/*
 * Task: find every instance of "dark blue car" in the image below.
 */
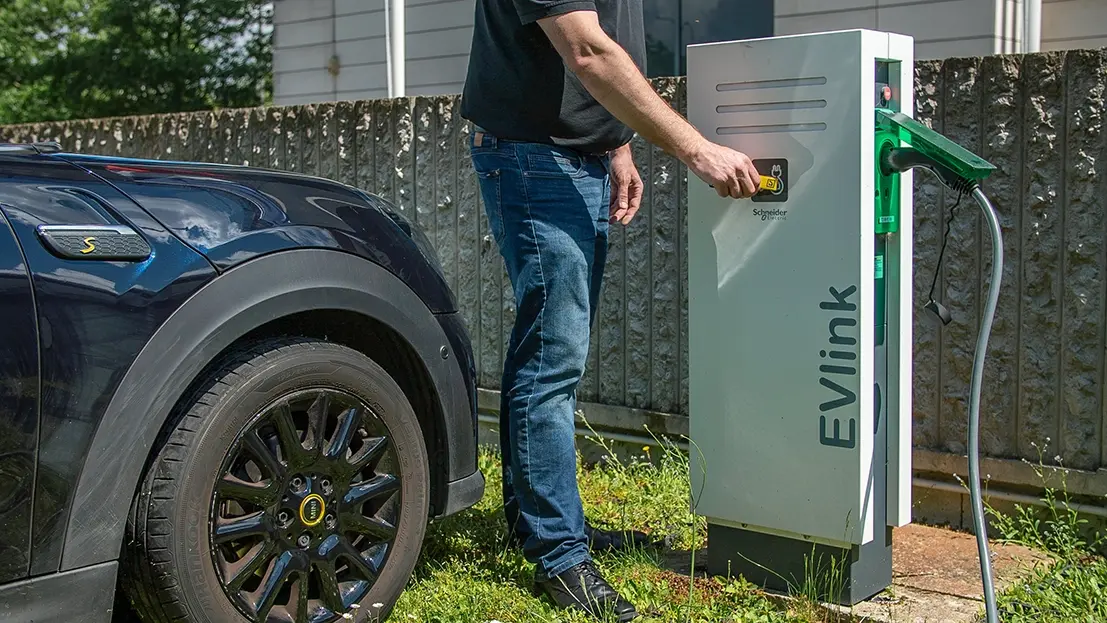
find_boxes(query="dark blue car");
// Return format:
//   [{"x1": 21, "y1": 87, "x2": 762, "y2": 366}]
[{"x1": 0, "y1": 142, "x2": 485, "y2": 623}]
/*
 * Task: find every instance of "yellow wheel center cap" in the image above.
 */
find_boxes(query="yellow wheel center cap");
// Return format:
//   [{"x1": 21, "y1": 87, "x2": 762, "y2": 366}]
[{"x1": 299, "y1": 494, "x2": 326, "y2": 527}]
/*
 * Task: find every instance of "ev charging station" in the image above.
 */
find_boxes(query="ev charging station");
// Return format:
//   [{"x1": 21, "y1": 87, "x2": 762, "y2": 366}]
[{"x1": 686, "y1": 29, "x2": 1002, "y2": 614}]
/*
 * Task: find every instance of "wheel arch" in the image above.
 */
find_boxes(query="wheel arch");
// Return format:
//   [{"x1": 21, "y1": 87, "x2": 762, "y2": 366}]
[{"x1": 60, "y1": 248, "x2": 476, "y2": 572}]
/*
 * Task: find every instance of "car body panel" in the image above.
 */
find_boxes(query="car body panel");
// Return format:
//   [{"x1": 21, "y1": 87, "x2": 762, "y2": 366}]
[
  {"x1": 60, "y1": 154, "x2": 459, "y2": 315},
  {"x1": 0, "y1": 147, "x2": 484, "y2": 613},
  {"x1": 0, "y1": 154, "x2": 217, "y2": 575},
  {"x1": 0, "y1": 205, "x2": 39, "y2": 584},
  {"x1": 0, "y1": 560, "x2": 116, "y2": 623},
  {"x1": 61, "y1": 248, "x2": 481, "y2": 571}
]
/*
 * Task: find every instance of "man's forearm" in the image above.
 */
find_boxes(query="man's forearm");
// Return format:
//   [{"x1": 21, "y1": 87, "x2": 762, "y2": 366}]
[{"x1": 570, "y1": 41, "x2": 706, "y2": 162}]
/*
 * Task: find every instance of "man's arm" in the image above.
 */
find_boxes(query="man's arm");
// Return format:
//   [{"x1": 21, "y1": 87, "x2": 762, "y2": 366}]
[{"x1": 537, "y1": 9, "x2": 760, "y2": 198}]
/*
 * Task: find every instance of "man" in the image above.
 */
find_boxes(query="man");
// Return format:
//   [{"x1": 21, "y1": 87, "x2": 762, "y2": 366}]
[{"x1": 461, "y1": 0, "x2": 761, "y2": 619}]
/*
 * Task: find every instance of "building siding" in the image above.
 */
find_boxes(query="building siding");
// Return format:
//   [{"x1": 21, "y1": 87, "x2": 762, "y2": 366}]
[
  {"x1": 1042, "y1": 0, "x2": 1107, "y2": 51},
  {"x1": 272, "y1": 0, "x2": 475, "y2": 106},
  {"x1": 271, "y1": 0, "x2": 1107, "y2": 102},
  {"x1": 774, "y1": 0, "x2": 1025, "y2": 60}
]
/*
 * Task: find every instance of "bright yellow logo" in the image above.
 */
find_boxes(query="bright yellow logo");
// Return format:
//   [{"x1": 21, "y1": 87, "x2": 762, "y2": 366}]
[
  {"x1": 299, "y1": 494, "x2": 325, "y2": 527},
  {"x1": 79, "y1": 237, "x2": 97, "y2": 254}
]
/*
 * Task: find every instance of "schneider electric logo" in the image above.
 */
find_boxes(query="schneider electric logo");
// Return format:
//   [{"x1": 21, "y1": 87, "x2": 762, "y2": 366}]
[{"x1": 752, "y1": 207, "x2": 788, "y2": 221}]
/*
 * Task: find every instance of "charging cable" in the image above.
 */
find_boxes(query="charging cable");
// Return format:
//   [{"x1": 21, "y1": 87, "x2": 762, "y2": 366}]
[
  {"x1": 966, "y1": 186, "x2": 1002, "y2": 623},
  {"x1": 882, "y1": 150, "x2": 1002, "y2": 623}
]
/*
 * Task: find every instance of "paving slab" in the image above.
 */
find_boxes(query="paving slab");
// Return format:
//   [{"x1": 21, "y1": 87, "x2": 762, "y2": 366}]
[
  {"x1": 666, "y1": 523, "x2": 1051, "y2": 623},
  {"x1": 835, "y1": 524, "x2": 1048, "y2": 622}
]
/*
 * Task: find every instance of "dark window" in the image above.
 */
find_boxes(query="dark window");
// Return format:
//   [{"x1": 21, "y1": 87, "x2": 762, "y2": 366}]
[{"x1": 643, "y1": 0, "x2": 775, "y2": 77}]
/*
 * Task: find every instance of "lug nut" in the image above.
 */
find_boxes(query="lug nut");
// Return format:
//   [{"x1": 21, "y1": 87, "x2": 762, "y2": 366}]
[
  {"x1": 325, "y1": 514, "x2": 336, "y2": 529},
  {"x1": 290, "y1": 476, "x2": 304, "y2": 491},
  {"x1": 321, "y1": 479, "x2": 333, "y2": 495},
  {"x1": 277, "y1": 511, "x2": 291, "y2": 526},
  {"x1": 297, "y1": 534, "x2": 311, "y2": 548}
]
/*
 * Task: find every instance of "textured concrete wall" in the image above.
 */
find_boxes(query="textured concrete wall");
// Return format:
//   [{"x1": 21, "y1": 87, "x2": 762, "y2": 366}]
[{"x1": 4, "y1": 50, "x2": 1107, "y2": 475}]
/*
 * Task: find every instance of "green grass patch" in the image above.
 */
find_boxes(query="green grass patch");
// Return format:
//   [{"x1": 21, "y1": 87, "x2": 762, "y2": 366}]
[
  {"x1": 985, "y1": 441, "x2": 1107, "y2": 622},
  {"x1": 391, "y1": 435, "x2": 837, "y2": 622},
  {"x1": 994, "y1": 556, "x2": 1107, "y2": 622}
]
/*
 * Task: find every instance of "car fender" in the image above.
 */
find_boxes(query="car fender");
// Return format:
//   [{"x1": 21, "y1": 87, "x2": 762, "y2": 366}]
[{"x1": 60, "y1": 248, "x2": 476, "y2": 571}]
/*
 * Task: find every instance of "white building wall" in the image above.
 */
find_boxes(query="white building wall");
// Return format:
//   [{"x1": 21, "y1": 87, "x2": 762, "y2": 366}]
[
  {"x1": 272, "y1": 0, "x2": 475, "y2": 106},
  {"x1": 272, "y1": 0, "x2": 1107, "y2": 105},
  {"x1": 774, "y1": 0, "x2": 1029, "y2": 60},
  {"x1": 1042, "y1": 0, "x2": 1107, "y2": 51}
]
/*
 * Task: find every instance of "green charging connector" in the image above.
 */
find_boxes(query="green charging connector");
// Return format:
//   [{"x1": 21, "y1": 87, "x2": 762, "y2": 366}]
[{"x1": 875, "y1": 108, "x2": 997, "y2": 183}]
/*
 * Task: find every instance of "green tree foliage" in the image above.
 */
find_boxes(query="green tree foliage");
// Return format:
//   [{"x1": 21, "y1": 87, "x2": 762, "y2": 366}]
[{"x1": 0, "y1": 0, "x2": 272, "y2": 125}]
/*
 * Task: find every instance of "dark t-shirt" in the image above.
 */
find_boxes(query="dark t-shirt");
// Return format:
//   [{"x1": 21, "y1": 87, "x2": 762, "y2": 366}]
[{"x1": 460, "y1": 0, "x2": 646, "y2": 155}]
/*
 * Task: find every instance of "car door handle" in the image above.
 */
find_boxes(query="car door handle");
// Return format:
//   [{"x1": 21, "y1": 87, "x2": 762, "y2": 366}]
[{"x1": 35, "y1": 224, "x2": 152, "y2": 261}]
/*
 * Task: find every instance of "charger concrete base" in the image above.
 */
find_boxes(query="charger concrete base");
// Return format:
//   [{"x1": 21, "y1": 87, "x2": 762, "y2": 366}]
[{"x1": 685, "y1": 29, "x2": 915, "y2": 605}]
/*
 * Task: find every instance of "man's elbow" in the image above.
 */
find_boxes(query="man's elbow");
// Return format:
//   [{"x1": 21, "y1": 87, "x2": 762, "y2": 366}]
[
  {"x1": 538, "y1": 12, "x2": 618, "y2": 77},
  {"x1": 564, "y1": 43, "x2": 608, "y2": 76}
]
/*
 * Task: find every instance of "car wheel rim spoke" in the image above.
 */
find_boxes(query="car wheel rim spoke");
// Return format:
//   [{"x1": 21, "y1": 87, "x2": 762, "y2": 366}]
[
  {"x1": 251, "y1": 550, "x2": 296, "y2": 620},
  {"x1": 304, "y1": 391, "x2": 330, "y2": 458},
  {"x1": 338, "y1": 537, "x2": 380, "y2": 583},
  {"x1": 210, "y1": 386, "x2": 402, "y2": 622},
  {"x1": 243, "y1": 430, "x2": 285, "y2": 482},
  {"x1": 344, "y1": 474, "x2": 399, "y2": 507},
  {"x1": 273, "y1": 402, "x2": 311, "y2": 469},
  {"x1": 218, "y1": 474, "x2": 277, "y2": 506},
  {"x1": 224, "y1": 541, "x2": 278, "y2": 592},
  {"x1": 290, "y1": 572, "x2": 311, "y2": 623},
  {"x1": 214, "y1": 510, "x2": 270, "y2": 544},
  {"x1": 346, "y1": 513, "x2": 397, "y2": 543},
  {"x1": 325, "y1": 407, "x2": 362, "y2": 460},
  {"x1": 347, "y1": 435, "x2": 388, "y2": 475},
  {"x1": 315, "y1": 559, "x2": 345, "y2": 612}
]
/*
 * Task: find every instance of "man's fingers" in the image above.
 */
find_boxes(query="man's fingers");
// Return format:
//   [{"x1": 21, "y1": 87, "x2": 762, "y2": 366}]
[
  {"x1": 611, "y1": 178, "x2": 630, "y2": 221},
  {"x1": 620, "y1": 178, "x2": 644, "y2": 224},
  {"x1": 737, "y1": 171, "x2": 757, "y2": 197},
  {"x1": 629, "y1": 176, "x2": 643, "y2": 208},
  {"x1": 747, "y1": 164, "x2": 762, "y2": 192}
]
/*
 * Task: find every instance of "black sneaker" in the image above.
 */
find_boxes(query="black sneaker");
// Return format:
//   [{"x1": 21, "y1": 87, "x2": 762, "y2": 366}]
[{"x1": 535, "y1": 561, "x2": 639, "y2": 622}]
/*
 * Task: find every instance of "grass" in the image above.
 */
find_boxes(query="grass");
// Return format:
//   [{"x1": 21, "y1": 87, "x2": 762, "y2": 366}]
[
  {"x1": 385, "y1": 425, "x2": 1106, "y2": 623},
  {"x1": 984, "y1": 439, "x2": 1107, "y2": 622},
  {"x1": 390, "y1": 428, "x2": 844, "y2": 623}
]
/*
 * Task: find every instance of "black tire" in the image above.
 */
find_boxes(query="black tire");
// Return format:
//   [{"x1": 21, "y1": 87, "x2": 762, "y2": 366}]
[{"x1": 121, "y1": 337, "x2": 430, "y2": 623}]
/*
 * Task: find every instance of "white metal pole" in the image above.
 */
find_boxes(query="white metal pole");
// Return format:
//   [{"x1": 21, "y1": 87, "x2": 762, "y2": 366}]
[
  {"x1": 1025, "y1": 0, "x2": 1041, "y2": 53},
  {"x1": 389, "y1": 0, "x2": 406, "y2": 97}
]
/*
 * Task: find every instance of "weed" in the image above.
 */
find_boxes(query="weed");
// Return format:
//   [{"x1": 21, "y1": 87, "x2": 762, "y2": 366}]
[{"x1": 976, "y1": 438, "x2": 1107, "y2": 622}]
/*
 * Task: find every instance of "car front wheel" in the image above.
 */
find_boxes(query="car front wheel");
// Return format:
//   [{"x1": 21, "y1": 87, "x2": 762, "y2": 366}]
[{"x1": 121, "y1": 337, "x2": 430, "y2": 623}]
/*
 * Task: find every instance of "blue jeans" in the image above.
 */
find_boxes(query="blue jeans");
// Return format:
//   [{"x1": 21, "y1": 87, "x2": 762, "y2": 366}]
[{"x1": 469, "y1": 130, "x2": 611, "y2": 581}]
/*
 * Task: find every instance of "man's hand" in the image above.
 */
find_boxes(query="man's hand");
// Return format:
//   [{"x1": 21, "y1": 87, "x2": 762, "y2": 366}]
[
  {"x1": 609, "y1": 144, "x2": 643, "y2": 225},
  {"x1": 687, "y1": 140, "x2": 761, "y2": 199}
]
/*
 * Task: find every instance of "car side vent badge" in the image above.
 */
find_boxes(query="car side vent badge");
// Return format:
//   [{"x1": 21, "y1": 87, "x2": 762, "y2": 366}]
[{"x1": 36, "y1": 225, "x2": 152, "y2": 261}]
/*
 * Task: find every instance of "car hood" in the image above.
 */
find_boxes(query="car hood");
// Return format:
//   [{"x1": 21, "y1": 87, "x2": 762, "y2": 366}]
[{"x1": 59, "y1": 153, "x2": 457, "y2": 314}]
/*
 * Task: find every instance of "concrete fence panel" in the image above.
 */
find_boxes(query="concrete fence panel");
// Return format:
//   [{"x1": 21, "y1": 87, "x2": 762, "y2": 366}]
[{"x1": 4, "y1": 50, "x2": 1107, "y2": 505}]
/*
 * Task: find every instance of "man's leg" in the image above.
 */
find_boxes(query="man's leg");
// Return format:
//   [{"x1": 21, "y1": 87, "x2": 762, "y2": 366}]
[
  {"x1": 470, "y1": 134, "x2": 636, "y2": 620},
  {"x1": 498, "y1": 151, "x2": 604, "y2": 579}
]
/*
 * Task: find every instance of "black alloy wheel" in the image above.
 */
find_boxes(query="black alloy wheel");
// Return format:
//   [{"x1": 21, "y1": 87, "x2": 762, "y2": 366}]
[
  {"x1": 121, "y1": 338, "x2": 430, "y2": 623},
  {"x1": 212, "y1": 388, "x2": 401, "y2": 622}
]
